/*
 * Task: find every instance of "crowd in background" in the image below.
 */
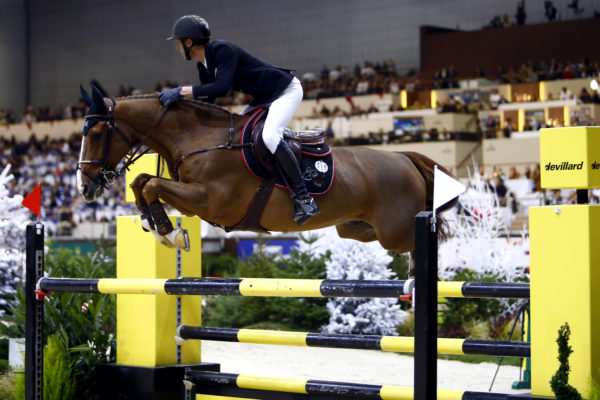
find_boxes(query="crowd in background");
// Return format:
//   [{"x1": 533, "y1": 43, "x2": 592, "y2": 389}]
[
  {"x1": 2, "y1": 56, "x2": 600, "y2": 125},
  {"x1": 0, "y1": 134, "x2": 134, "y2": 236}
]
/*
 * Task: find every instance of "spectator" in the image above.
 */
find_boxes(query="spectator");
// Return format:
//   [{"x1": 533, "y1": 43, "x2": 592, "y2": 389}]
[
  {"x1": 578, "y1": 88, "x2": 593, "y2": 103},
  {"x1": 562, "y1": 65, "x2": 575, "y2": 80},
  {"x1": 489, "y1": 88, "x2": 502, "y2": 109},
  {"x1": 588, "y1": 189, "x2": 600, "y2": 204},
  {"x1": 22, "y1": 106, "x2": 36, "y2": 127},
  {"x1": 544, "y1": 0, "x2": 558, "y2": 21},
  {"x1": 560, "y1": 87, "x2": 572, "y2": 100},
  {"x1": 320, "y1": 65, "x2": 330, "y2": 81},
  {"x1": 366, "y1": 103, "x2": 379, "y2": 114},
  {"x1": 515, "y1": 0, "x2": 527, "y2": 25},
  {"x1": 356, "y1": 78, "x2": 369, "y2": 94},
  {"x1": 324, "y1": 121, "x2": 334, "y2": 141},
  {"x1": 484, "y1": 114, "x2": 498, "y2": 138},
  {"x1": 503, "y1": 118, "x2": 514, "y2": 137},
  {"x1": 508, "y1": 166, "x2": 520, "y2": 179},
  {"x1": 531, "y1": 164, "x2": 542, "y2": 192},
  {"x1": 491, "y1": 176, "x2": 508, "y2": 206},
  {"x1": 546, "y1": 189, "x2": 563, "y2": 205}
]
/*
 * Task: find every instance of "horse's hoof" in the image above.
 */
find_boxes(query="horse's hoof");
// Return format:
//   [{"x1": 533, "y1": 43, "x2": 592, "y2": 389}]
[
  {"x1": 151, "y1": 230, "x2": 175, "y2": 248},
  {"x1": 167, "y1": 228, "x2": 190, "y2": 252},
  {"x1": 177, "y1": 229, "x2": 190, "y2": 252}
]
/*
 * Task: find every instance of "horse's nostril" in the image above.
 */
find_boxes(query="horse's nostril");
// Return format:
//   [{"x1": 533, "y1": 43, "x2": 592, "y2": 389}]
[{"x1": 82, "y1": 184, "x2": 89, "y2": 196}]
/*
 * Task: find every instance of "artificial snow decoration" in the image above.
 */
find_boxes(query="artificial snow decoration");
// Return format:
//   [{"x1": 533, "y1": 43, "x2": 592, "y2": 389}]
[
  {"x1": 298, "y1": 227, "x2": 407, "y2": 335},
  {"x1": 438, "y1": 164, "x2": 529, "y2": 319},
  {"x1": 0, "y1": 165, "x2": 31, "y2": 314}
]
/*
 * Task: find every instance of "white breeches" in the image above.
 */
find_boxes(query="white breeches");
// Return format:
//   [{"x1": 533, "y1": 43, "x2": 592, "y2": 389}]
[{"x1": 242, "y1": 77, "x2": 303, "y2": 154}]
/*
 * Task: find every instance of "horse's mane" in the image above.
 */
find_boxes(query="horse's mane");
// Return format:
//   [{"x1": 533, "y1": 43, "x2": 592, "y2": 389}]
[{"x1": 115, "y1": 93, "x2": 237, "y2": 117}]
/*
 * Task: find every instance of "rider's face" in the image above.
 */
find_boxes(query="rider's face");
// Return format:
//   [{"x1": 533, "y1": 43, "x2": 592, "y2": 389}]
[{"x1": 176, "y1": 40, "x2": 186, "y2": 59}]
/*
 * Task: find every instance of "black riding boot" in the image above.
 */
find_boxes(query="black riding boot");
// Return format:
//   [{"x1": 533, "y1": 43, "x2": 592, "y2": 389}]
[{"x1": 273, "y1": 140, "x2": 320, "y2": 225}]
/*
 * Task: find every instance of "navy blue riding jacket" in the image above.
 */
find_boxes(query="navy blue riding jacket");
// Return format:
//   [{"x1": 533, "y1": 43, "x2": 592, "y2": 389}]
[{"x1": 192, "y1": 40, "x2": 294, "y2": 106}]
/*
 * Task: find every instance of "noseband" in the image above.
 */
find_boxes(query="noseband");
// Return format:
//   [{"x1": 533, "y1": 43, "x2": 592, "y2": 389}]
[{"x1": 78, "y1": 99, "x2": 167, "y2": 188}]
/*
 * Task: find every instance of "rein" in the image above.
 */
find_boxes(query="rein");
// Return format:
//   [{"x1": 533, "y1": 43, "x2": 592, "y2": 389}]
[{"x1": 170, "y1": 109, "x2": 252, "y2": 181}]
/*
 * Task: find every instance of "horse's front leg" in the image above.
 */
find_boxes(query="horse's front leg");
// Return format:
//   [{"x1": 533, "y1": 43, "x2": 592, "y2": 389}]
[
  {"x1": 130, "y1": 174, "x2": 186, "y2": 250},
  {"x1": 130, "y1": 173, "x2": 156, "y2": 232},
  {"x1": 139, "y1": 177, "x2": 211, "y2": 251}
]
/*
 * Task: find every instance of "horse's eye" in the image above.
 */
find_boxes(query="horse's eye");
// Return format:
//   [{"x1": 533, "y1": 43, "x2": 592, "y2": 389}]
[{"x1": 89, "y1": 130, "x2": 103, "y2": 139}]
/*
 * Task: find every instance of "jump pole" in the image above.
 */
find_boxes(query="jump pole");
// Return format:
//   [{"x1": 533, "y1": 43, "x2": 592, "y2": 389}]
[
  {"x1": 185, "y1": 370, "x2": 540, "y2": 400},
  {"x1": 176, "y1": 326, "x2": 531, "y2": 358},
  {"x1": 37, "y1": 277, "x2": 529, "y2": 298}
]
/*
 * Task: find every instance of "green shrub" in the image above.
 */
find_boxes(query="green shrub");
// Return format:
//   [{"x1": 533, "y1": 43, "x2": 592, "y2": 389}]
[
  {"x1": 550, "y1": 323, "x2": 582, "y2": 400},
  {"x1": 439, "y1": 269, "x2": 513, "y2": 338},
  {"x1": 590, "y1": 374, "x2": 600, "y2": 400},
  {"x1": 203, "y1": 238, "x2": 330, "y2": 331},
  {"x1": 0, "y1": 338, "x2": 7, "y2": 359},
  {"x1": 388, "y1": 251, "x2": 410, "y2": 280},
  {"x1": 0, "y1": 360, "x2": 8, "y2": 374},
  {"x1": 0, "y1": 339, "x2": 8, "y2": 374},
  {"x1": 0, "y1": 371, "x2": 17, "y2": 400},
  {"x1": 396, "y1": 311, "x2": 414, "y2": 337},
  {"x1": 202, "y1": 253, "x2": 238, "y2": 277},
  {"x1": 43, "y1": 334, "x2": 77, "y2": 400},
  {"x1": 0, "y1": 244, "x2": 116, "y2": 400}
]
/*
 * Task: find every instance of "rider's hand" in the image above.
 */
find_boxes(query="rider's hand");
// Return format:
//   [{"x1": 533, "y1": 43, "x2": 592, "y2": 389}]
[{"x1": 158, "y1": 86, "x2": 182, "y2": 107}]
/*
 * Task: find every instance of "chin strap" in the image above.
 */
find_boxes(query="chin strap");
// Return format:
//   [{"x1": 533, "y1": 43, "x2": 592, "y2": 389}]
[{"x1": 181, "y1": 39, "x2": 195, "y2": 61}]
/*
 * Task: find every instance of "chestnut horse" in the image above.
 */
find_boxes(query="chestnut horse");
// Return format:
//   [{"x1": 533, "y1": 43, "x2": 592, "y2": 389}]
[{"x1": 77, "y1": 85, "x2": 456, "y2": 272}]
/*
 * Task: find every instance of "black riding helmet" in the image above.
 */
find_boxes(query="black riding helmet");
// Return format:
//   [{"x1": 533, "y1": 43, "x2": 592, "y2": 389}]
[{"x1": 167, "y1": 15, "x2": 210, "y2": 60}]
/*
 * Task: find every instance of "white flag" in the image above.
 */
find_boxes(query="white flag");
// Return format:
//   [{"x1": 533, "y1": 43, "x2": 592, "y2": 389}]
[{"x1": 433, "y1": 165, "x2": 466, "y2": 212}]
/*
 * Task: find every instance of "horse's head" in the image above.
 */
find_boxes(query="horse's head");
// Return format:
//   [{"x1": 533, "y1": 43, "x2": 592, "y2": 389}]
[{"x1": 77, "y1": 84, "x2": 132, "y2": 202}]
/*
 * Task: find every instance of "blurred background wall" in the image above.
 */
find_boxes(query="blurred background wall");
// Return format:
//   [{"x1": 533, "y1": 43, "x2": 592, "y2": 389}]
[{"x1": 1, "y1": 0, "x2": 600, "y2": 111}]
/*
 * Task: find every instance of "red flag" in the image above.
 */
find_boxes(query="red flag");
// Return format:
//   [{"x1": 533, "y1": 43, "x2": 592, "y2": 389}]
[
  {"x1": 22, "y1": 183, "x2": 42, "y2": 218},
  {"x1": 345, "y1": 96, "x2": 354, "y2": 106}
]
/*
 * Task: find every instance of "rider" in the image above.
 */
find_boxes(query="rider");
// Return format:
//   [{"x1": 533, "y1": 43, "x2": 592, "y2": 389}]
[{"x1": 159, "y1": 15, "x2": 320, "y2": 225}]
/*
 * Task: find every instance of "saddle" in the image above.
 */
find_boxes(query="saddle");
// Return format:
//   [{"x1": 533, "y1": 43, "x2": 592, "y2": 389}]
[
  {"x1": 251, "y1": 119, "x2": 329, "y2": 176},
  {"x1": 229, "y1": 107, "x2": 335, "y2": 233}
]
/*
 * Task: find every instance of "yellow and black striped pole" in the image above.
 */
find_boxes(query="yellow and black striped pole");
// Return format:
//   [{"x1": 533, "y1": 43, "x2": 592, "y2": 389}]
[
  {"x1": 176, "y1": 326, "x2": 530, "y2": 358},
  {"x1": 37, "y1": 277, "x2": 529, "y2": 298},
  {"x1": 185, "y1": 370, "x2": 538, "y2": 400}
]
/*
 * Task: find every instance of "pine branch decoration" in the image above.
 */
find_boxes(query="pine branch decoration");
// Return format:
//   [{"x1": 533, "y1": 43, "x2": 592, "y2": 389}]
[{"x1": 550, "y1": 323, "x2": 582, "y2": 400}]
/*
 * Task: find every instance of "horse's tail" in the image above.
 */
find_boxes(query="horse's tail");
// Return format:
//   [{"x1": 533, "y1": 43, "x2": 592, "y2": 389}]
[{"x1": 401, "y1": 151, "x2": 458, "y2": 241}]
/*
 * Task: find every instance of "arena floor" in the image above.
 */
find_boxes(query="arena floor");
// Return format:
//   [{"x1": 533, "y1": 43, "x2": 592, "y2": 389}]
[{"x1": 201, "y1": 340, "x2": 529, "y2": 393}]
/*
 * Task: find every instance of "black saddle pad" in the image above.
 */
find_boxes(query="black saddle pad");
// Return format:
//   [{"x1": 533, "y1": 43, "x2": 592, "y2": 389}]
[{"x1": 240, "y1": 108, "x2": 334, "y2": 195}]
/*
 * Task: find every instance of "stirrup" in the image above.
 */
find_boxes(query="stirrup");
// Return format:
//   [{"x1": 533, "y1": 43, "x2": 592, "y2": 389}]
[{"x1": 292, "y1": 196, "x2": 320, "y2": 225}]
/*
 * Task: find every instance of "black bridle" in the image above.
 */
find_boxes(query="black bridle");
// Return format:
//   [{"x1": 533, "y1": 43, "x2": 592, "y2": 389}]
[{"x1": 77, "y1": 100, "x2": 166, "y2": 189}]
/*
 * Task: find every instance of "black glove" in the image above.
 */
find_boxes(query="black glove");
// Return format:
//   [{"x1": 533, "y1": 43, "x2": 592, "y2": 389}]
[{"x1": 158, "y1": 86, "x2": 182, "y2": 107}]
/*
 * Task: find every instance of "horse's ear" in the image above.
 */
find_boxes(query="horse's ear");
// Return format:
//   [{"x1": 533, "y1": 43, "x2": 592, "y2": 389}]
[
  {"x1": 80, "y1": 84, "x2": 92, "y2": 106},
  {"x1": 91, "y1": 85, "x2": 108, "y2": 114}
]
